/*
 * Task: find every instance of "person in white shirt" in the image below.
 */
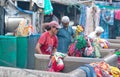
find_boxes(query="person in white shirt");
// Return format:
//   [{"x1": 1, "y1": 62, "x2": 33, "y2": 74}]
[
  {"x1": 88, "y1": 26, "x2": 104, "y2": 58},
  {"x1": 88, "y1": 26, "x2": 104, "y2": 40}
]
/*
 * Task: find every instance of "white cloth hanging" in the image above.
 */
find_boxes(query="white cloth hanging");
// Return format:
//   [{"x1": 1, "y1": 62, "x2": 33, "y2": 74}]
[{"x1": 85, "y1": 5, "x2": 100, "y2": 35}]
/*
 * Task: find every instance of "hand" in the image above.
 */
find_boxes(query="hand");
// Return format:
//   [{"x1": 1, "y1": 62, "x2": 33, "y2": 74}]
[
  {"x1": 39, "y1": 51, "x2": 42, "y2": 54},
  {"x1": 36, "y1": 51, "x2": 42, "y2": 54}
]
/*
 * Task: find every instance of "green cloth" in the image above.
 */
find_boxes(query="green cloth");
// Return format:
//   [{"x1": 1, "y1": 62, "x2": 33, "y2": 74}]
[
  {"x1": 94, "y1": 43, "x2": 101, "y2": 58},
  {"x1": 93, "y1": 39, "x2": 101, "y2": 58},
  {"x1": 75, "y1": 36, "x2": 87, "y2": 50},
  {"x1": 115, "y1": 51, "x2": 120, "y2": 56},
  {"x1": 44, "y1": 0, "x2": 53, "y2": 15}
]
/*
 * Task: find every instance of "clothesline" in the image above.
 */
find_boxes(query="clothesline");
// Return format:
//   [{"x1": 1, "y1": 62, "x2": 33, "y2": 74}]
[
  {"x1": 95, "y1": 1, "x2": 120, "y2": 10},
  {"x1": 96, "y1": 4, "x2": 120, "y2": 10}
]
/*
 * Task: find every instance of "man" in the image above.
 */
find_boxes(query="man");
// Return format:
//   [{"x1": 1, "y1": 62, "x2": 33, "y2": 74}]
[
  {"x1": 57, "y1": 16, "x2": 75, "y2": 53},
  {"x1": 88, "y1": 26, "x2": 104, "y2": 40},
  {"x1": 42, "y1": 23, "x2": 51, "y2": 32},
  {"x1": 35, "y1": 21, "x2": 60, "y2": 55},
  {"x1": 88, "y1": 26, "x2": 104, "y2": 58}
]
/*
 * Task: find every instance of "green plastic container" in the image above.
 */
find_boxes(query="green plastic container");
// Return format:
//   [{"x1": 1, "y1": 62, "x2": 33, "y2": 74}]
[
  {"x1": 0, "y1": 36, "x2": 17, "y2": 67},
  {"x1": 16, "y1": 36, "x2": 28, "y2": 68}
]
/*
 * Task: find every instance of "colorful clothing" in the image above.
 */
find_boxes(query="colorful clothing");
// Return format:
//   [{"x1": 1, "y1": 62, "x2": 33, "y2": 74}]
[
  {"x1": 88, "y1": 33, "x2": 101, "y2": 58},
  {"x1": 102, "y1": 9, "x2": 114, "y2": 25},
  {"x1": 85, "y1": 6, "x2": 100, "y2": 35},
  {"x1": 47, "y1": 52, "x2": 66, "y2": 72},
  {"x1": 57, "y1": 25, "x2": 75, "y2": 53},
  {"x1": 115, "y1": 10, "x2": 120, "y2": 20},
  {"x1": 38, "y1": 31, "x2": 58, "y2": 55},
  {"x1": 79, "y1": 4, "x2": 87, "y2": 27},
  {"x1": 100, "y1": 10, "x2": 109, "y2": 39}
]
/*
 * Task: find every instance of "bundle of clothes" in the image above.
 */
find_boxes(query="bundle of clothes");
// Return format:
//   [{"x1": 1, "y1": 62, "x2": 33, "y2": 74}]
[
  {"x1": 68, "y1": 35, "x2": 110, "y2": 58},
  {"x1": 90, "y1": 62, "x2": 120, "y2": 77},
  {"x1": 47, "y1": 52, "x2": 66, "y2": 72},
  {"x1": 15, "y1": 19, "x2": 34, "y2": 36},
  {"x1": 80, "y1": 61, "x2": 120, "y2": 77}
]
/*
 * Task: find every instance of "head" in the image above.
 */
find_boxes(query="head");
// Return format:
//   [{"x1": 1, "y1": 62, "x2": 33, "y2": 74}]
[
  {"x1": 42, "y1": 23, "x2": 51, "y2": 32},
  {"x1": 49, "y1": 21, "x2": 60, "y2": 35},
  {"x1": 95, "y1": 27, "x2": 104, "y2": 36},
  {"x1": 61, "y1": 16, "x2": 70, "y2": 27}
]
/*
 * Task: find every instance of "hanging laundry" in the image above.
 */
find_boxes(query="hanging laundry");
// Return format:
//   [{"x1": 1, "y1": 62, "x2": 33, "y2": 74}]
[
  {"x1": 102, "y1": 9, "x2": 114, "y2": 25},
  {"x1": 79, "y1": 5, "x2": 87, "y2": 27},
  {"x1": 44, "y1": 0, "x2": 53, "y2": 15},
  {"x1": 115, "y1": 10, "x2": 120, "y2": 20},
  {"x1": 95, "y1": 1, "x2": 120, "y2": 10},
  {"x1": 93, "y1": 6, "x2": 100, "y2": 27},
  {"x1": 85, "y1": 5, "x2": 100, "y2": 35},
  {"x1": 85, "y1": 6, "x2": 94, "y2": 35},
  {"x1": 100, "y1": 10, "x2": 109, "y2": 39},
  {"x1": 114, "y1": 19, "x2": 120, "y2": 36}
]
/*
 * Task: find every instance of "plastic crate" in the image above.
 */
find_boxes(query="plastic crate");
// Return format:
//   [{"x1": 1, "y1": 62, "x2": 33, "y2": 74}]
[{"x1": 0, "y1": 36, "x2": 17, "y2": 67}]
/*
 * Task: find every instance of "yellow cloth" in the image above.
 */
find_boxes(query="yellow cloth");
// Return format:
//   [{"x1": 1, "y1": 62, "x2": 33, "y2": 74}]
[
  {"x1": 110, "y1": 66, "x2": 120, "y2": 77},
  {"x1": 76, "y1": 25, "x2": 83, "y2": 36}
]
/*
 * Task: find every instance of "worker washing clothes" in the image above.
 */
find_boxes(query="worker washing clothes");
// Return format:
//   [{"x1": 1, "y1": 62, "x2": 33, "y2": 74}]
[
  {"x1": 35, "y1": 21, "x2": 60, "y2": 55},
  {"x1": 88, "y1": 26, "x2": 104, "y2": 58},
  {"x1": 57, "y1": 16, "x2": 75, "y2": 53},
  {"x1": 88, "y1": 26, "x2": 104, "y2": 40}
]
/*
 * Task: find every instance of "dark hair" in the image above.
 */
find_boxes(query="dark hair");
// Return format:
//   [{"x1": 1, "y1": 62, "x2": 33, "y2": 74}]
[{"x1": 45, "y1": 25, "x2": 51, "y2": 31}]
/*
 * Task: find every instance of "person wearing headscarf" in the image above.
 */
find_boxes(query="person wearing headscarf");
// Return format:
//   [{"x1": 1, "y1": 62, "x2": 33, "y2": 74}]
[
  {"x1": 57, "y1": 16, "x2": 75, "y2": 53},
  {"x1": 35, "y1": 21, "x2": 60, "y2": 55}
]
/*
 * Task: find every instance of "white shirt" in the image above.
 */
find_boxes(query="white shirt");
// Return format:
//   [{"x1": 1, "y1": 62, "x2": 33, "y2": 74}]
[{"x1": 88, "y1": 32, "x2": 98, "y2": 40}]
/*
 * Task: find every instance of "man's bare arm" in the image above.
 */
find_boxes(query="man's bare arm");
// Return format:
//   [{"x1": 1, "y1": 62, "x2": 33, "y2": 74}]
[{"x1": 35, "y1": 43, "x2": 42, "y2": 54}]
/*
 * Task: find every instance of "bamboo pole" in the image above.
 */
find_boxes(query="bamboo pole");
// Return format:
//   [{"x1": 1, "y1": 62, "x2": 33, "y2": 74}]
[{"x1": 29, "y1": 0, "x2": 33, "y2": 10}]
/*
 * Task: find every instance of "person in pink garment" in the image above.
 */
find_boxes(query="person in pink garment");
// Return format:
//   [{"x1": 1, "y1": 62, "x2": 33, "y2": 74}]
[{"x1": 35, "y1": 21, "x2": 60, "y2": 55}]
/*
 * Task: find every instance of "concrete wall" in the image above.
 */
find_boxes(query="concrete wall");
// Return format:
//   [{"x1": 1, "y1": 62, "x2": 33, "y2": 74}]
[
  {"x1": 116, "y1": 37, "x2": 120, "y2": 39},
  {"x1": 107, "y1": 39, "x2": 120, "y2": 49},
  {"x1": 0, "y1": 66, "x2": 79, "y2": 77},
  {"x1": 34, "y1": 49, "x2": 116, "y2": 73},
  {"x1": 109, "y1": 43, "x2": 120, "y2": 49},
  {"x1": 0, "y1": 49, "x2": 117, "y2": 77},
  {"x1": 35, "y1": 54, "x2": 102, "y2": 73},
  {"x1": 108, "y1": 39, "x2": 120, "y2": 44}
]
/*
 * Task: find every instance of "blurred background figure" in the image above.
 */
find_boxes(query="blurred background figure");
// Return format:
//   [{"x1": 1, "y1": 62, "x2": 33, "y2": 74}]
[
  {"x1": 57, "y1": 16, "x2": 75, "y2": 53},
  {"x1": 88, "y1": 26, "x2": 104, "y2": 58},
  {"x1": 88, "y1": 26, "x2": 104, "y2": 40}
]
